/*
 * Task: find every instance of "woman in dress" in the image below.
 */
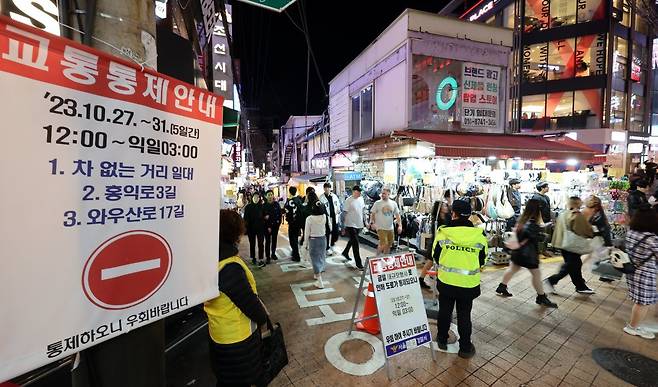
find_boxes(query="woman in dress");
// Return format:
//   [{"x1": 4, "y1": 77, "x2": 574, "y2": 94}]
[
  {"x1": 623, "y1": 206, "x2": 658, "y2": 340},
  {"x1": 304, "y1": 201, "x2": 330, "y2": 289},
  {"x1": 495, "y1": 199, "x2": 558, "y2": 308}
]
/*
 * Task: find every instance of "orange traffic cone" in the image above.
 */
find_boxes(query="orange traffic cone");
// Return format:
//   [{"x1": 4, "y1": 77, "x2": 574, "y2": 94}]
[{"x1": 356, "y1": 282, "x2": 381, "y2": 335}]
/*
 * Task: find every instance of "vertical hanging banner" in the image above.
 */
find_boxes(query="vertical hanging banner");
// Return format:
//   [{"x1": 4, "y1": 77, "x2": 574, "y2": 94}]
[
  {"x1": 0, "y1": 16, "x2": 223, "y2": 381},
  {"x1": 211, "y1": 3, "x2": 234, "y2": 103},
  {"x1": 370, "y1": 253, "x2": 432, "y2": 358},
  {"x1": 461, "y1": 62, "x2": 500, "y2": 130}
]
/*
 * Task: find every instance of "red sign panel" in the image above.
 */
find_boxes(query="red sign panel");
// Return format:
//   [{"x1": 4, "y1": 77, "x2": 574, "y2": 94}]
[{"x1": 82, "y1": 231, "x2": 173, "y2": 310}]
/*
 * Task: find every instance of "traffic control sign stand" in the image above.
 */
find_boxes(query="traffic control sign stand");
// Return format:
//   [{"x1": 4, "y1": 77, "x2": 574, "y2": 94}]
[{"x1": 347, "y1": 252, "x2": 436, "y2": 381}]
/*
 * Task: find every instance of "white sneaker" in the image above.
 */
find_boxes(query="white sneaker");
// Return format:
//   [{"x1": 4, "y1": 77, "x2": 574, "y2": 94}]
[
  {"x1": 326, "y1": 248, "x2": 334, "y2": 256},
  {"x1": 624, "y1": 325, "x2": 656, "y2": 339},
  {"x1": 543, "y1": 279, "x2": 558, "y2": 295},
  {"x1": 314, "y1": 279, "x2": 324, "y2": 289}
]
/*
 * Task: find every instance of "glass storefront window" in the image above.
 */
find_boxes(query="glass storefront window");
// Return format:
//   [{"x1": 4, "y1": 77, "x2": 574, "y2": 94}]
[
  {"x1": 547, "y1": 91, "x2": 573, "y2": 129},
  {"x1": 547, "y1": 38, "x2": 574, "y2": 80},
  {"x1": 521, "y1": 94, "x2": 546, "y2": 130},
  {"x1": 630, "y1": 93, "x2": 645, "y2": 132},
  {"x1": 575, "y1": 34, "x2": 607, "y2": 77},
  {"x1": 631, "y1": 43, "x2": 647, "y2": 84},
  {"x1": 613, "y1": 0, "x2": 631, "y2": 27},
  {"x1": 613, "y1": 37, "x2": 628, "y2": 80},
  {"x1": 550, "y1": 0, "x2": 576, "y2": 27},
  {"x1": 503, "y1": 5, "x2": 515, "y2": 28},
  {"x1": 577, "y1": 0, "x2": 606, "y2": 23},
  {"x1": 635, "y1": 12, "x2": 649, "y2": 35},
  {"x1": 523, "y1": 43, "x2": 548, "y2": 82},
  {"x1": 574, "y1": 89, "x2": 602, "y2": 128},
  {"x1": 524, "y1": 0, "x2": 549, "y2": 32},
  {"x1": 610, "y1": 90, "x2": 626, "y2": 129}
]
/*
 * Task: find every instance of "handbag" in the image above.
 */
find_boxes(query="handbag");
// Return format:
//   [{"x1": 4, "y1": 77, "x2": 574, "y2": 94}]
[
  {"x1": 262, "y1": 317, "x2": 289, "y2": 384},
  {"x1": 497, "y1": 187, "x2": 515, "y2": 220},
  {"x1": 562, "y1": 229, "x2": 593, "y2": 255},
  {"x1": 612, "y1": 235, "x2": 653, "y2": 274}
]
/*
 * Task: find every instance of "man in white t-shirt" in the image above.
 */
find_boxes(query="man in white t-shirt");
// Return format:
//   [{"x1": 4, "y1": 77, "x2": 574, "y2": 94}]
[
  {"x1": 341, "y1": 185, "x2": 365, "y2": 270},
  {"x1": 370, "y1": 187, "x2": 402, "y2": 254}
]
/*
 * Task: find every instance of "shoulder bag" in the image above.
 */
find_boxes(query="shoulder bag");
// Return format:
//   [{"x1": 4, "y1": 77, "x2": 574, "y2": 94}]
[
  {"x1": 262, "y1": 317, "x2": 288, "y2": 384},
  {"x1": 561, "y1": 212, "x2": 593, "y2": 255}
]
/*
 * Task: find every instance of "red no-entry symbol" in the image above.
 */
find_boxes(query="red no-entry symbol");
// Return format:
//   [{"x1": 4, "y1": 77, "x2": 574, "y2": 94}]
[{"x1": 82, "y1": 230, "x2": 173, "y2": 310}]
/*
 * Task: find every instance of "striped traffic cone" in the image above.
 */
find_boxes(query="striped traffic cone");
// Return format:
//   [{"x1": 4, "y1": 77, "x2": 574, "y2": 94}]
[{"x1": 356, "y1": 282, "x2": 380, "y2": 335}]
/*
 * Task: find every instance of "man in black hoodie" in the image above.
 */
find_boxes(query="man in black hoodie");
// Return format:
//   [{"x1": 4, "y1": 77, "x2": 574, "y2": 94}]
[
  {"x1": 284, "y1": 187, "x2": 303, "y2": 262},
  {"x1": 531, "y1": 182, "x2": 552, "y2": 256},
  {"x1": 628, "y1": 179, "x2": 649, "y2": 218},
  {"x1": 243, "y1": 193, "x2": 266, "y2": 267}
]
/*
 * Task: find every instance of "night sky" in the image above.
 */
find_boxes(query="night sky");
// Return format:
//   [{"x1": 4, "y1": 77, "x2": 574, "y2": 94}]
[{"x1": 232, "y1": 0, "x2": 452, "y2": 129}]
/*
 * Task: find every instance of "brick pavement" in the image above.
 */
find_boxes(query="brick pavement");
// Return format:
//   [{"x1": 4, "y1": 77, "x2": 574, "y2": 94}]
[{"x1": 246, "y1": 227, "x2": 658, "y2": 387}]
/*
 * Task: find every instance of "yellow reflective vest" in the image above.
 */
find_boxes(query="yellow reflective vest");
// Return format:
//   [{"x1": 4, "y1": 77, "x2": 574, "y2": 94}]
[
  {"x1": 204, "y1": 256, "x2": 258, "y2": 344},
  {"x1": 432, "y1": 225, "x2": 488, "y2": 288}
]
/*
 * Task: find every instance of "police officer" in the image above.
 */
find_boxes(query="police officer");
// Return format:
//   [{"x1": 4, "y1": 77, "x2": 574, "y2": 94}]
[{"x1": 432, "y1": 199, "x2": 487, "y2": 359}]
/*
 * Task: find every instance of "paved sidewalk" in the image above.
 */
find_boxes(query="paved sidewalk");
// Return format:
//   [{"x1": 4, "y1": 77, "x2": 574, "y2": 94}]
[{"x1": 248, "y1": 228, "x2": 658, "y2": 387}]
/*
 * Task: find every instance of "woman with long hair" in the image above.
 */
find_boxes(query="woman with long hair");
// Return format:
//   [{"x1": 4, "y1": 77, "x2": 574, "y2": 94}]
[
  {"x1": 495, "y1": 199, "x2": 558, "y2": 308},
  {"x1": 304, "y1": 201, "x2": 330, "y2": 288},
  {"x1": 623, "y1": 206, "x2": 658, "y2": 339}
]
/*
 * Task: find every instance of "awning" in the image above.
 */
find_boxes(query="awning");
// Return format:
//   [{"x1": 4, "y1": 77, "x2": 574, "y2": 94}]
[
  {"x1": 543, "y1": 136, "x2": 605, "y2": 164},
  {"x1": 311, "y1": 151, "x2": 333, "y2": 160},
  {"x1": 392, "y1": 130, "x2": 597, "y2": 161}
]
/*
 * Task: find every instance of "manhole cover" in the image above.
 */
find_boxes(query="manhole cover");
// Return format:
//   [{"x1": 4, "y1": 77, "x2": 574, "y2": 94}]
[{"x1": 592, "y1": 348, "x2": 658, "y2": 387}]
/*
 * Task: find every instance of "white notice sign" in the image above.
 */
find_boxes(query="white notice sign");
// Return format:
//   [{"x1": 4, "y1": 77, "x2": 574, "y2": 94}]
[
  {"x1": 0, "y1": 16, "x2": 223, "y2": 381},
  {"x1": 369, "y1": 253, "x2": 432, "y2": 358}
]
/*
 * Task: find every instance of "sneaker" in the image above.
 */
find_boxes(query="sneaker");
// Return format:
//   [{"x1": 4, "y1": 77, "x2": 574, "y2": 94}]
[
  {"x1": 495, "y1": 283, "x2": 513, "y2": 297},
  {"x1": 251, "y1": 258, "x2": 257, "y2": 265},
  {"x1": 291, "y1": 257, "x2": 300, "y2": 262},
  {"x1": 436, "y1": 341, "x2": 448, "y2": 352},
  {"x1": 342, "y1": 253, "x2": 352, "y2": 262},
  {"x1": 543, "y1": 279, "x2": 558, "y2": 295},
  {"x1": 419, "y1": 278, "x2": 431, "y2": 289},
  {"x1": 313, "y1": 279, "x2": 324, "y2": 289},
  {"x1": 356, "y1": 264, "x2": 364, "y2": 271},
  {"x1": 536, "y1": 294, "x2": 558, "y2": 308},
  {"x1": 458, "y1": 345, "x2": 476, "y2": 359},
  {"x1": 599, "y1": 277, "x2": 614, "y2": 283},
  {"x1": 326, "y1": 248, "x2": 334, "y2": 256},
  {"x1": 272, "y1": 255, "x2": 278, "y2": 261},
  {"x1": 576, "y1": 287, "x2": 595, "y2": 295},
  {"x1": 623, "y1": 325, "x2": 656, "y2": 339},
  {"x1": 257, "y1": 261, "x2": 266, "y2": 268}
]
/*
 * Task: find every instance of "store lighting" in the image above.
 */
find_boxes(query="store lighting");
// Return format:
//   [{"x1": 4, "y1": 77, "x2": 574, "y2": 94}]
[
  {"x1": 488, "y1": 156, "x2": 496, "y2": 160},
  {"x1": 359, "y1": 148, "x2": 368, "y2": 151},
  {"x1": 546, "y1": 160, "x2": 557, "y2": 163},
  {"x1": 566, "y1": 132, "x2": 578, "y2": 140},
  {"x1": 566, "y1": 159, "x2": 579, "y2": 166},
  {"x1": 611, "y1": 131, "x2": 626, "y2": 142}
]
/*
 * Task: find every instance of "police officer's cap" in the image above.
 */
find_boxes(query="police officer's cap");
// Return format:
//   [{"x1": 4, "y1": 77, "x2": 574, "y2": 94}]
[{"x1": 452, "y1": 199, "x2": 472, "y2": 217}]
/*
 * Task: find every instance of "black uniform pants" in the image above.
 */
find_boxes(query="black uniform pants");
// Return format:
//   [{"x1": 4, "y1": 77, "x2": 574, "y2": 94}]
[
  {"x1": 342, "y1": 227, "x2": 362, "y2": 267},
  {"x1": 547, "y1": 250, "x2": 587, "y2": 290},
  {"x1": 326, "y1": 216, "x2": 339, "y2": 248},
  {"x1": 247, "y1": 232, "x2": 264, "y2": 261},
  {"x1": 288, "y1": 226, "x2": 301, "y2": 261},
  {"x1": 265, "y1": 225, "x2": 280, "y2": 260},
  {"x1": 437, "y1": 292, "x2": 474, "y2": 352}
]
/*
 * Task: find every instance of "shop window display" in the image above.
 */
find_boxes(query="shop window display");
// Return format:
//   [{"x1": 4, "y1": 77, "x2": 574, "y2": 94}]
[
  {"x1": 522, "y1": 89, "x2": 602, "y2": 130},
  {"x1": 634, "y1": 11, "x2": 649, "y2": 35},
  {"x1": 613, "y1": 37, "x2": 628, "y2": 80},
  {"x1": 573, "y1": 89, "x2": 603, "y2": 129},
  {"x1": 613, "y1": 0, "x2": 631, "y2": 27},
  {"x1": 576, "y1": 0, "x2": 606, "y2": 23},
  {"x1": 575, "y1": 34, "x2": 607, "y2": 77},
  {"x1": 631, "y1": 43, "x2": 647, "y2": 84},
  {"x1": 610, "y1": 90, "x2": 627, "y2": 129},
  {"x1": 521, "y1": 94, "x2": 547, "y2": 130},
  {"x1": 522, "y1": 43, "x2": 548, "y2": 82},
  {"x1": 550, "y1": 0, "x2": 576, "y2": 27},
  {"x1": 630, "y1": 93, "x2": 645, "y2": 132},
  {"x1": 547, "y1": 38, "x2": 574, "y2": 80},
  {"x1": 546, "y1": 91, "x2": 574, "y2": 129},
  {"x1": 524, "y1": 0, "x2": 549, "y2": 32}
]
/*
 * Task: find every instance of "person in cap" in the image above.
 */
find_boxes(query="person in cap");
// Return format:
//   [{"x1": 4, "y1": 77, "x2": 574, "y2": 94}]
[
  {"x1": 506, "y1": 178, "x2": 522, "y2": 231},
  {"x1": 432, "y1": 199, "x2": 488, "y2": 359},
  {"x1": 628, "y1": 179, "x2": 650, "y2": 218}
]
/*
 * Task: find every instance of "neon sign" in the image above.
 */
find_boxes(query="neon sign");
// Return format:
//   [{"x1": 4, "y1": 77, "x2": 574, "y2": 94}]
[{"x1": 436, "y1": 76, "x2": 458, "y2": 110}]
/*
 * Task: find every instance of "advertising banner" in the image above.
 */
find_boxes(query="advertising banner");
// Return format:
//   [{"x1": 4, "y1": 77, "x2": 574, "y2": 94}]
[
  {"x1": 0, "y1": 16, "x2": 223, "y2": 381},
  {"x1": 369, "y1": 253, "x2": 432, "y2": 358},
  {"x1": 461, "y1": 62, "x2": 500, "y2": 130}
]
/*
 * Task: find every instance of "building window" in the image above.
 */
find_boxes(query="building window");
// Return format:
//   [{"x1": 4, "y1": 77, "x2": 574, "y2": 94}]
[
  {"x1": 523, "y1": 43, "x2": 548, "y2": 82},
  {"x1": 547, "y1": 91, "x2": 574, "y2": 129},
  {"x1": 613, "y1": 37, "x2": 628, "y2": 80},
  {"x1": 577, "y1": 0, "x2": 606, "y2": 23},
  {"x1": 521, "y1": 94, "x2": 546, "y2": 130},
  {"x1": 575, "y1": 34, "x2": 607, "y2": 77},
  {"x1": 350, "y1": 86, "x2": 373, "y2": 143},
  {"x1": 550, "y1": 0, "x2": 576, "y2": 27},
  {"x1": 524, "y1": 0, "x2": 549, "y2": 32},
  {"x1": 547, "y1": 38, "x2": 574, "y2": 80},
  {"x1": 573, "y1": 89, "x2": 602, "y2": 128},
  {"x1": 610, "y1": 90, "x2": 626, "y2": 129},
  {"x1": 630, "y1": 93, "x2": 645, "y2": 132},
  {"x1": 613, "y1": 0, "x2": 631, "y2": 27},
  {"x1": 635, "y1": 11, "x2": 649, "y2": 35},
  {"x1": 631, "y1": 43, "x2": 647, "y2": 84},
  {"x1": 503, "y1": 5, "x2": 515, "y2": 28}
]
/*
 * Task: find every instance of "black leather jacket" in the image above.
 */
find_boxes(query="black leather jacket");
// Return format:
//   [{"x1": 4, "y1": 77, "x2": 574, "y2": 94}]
[
  {"x1": 590, "y1": 211, "x2": 613, "y2": 246},
  {"x1": 532, "y1": 192, "x2": 552, "y2": 223}
]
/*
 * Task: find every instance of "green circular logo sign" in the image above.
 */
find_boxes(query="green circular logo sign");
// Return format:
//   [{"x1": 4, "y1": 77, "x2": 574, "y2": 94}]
[{"x1": 436, "y1": 76, "x2": 458, "y2": 111}]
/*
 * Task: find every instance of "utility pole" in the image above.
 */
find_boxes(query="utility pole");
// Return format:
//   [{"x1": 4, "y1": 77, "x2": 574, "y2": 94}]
[{"x1": 71, "y1": 2, "x2": 164, "y2": 387}]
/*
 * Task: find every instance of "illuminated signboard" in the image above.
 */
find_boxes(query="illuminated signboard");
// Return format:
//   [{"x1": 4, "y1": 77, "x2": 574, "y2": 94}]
[
  {"x1": 2, "y1": 0, "x2": 59, "y2": 35},
  {"x1": 461, "y1": 0, "x2": 499, "y2": 21},
  {"x1": 436, "y1": 76, "x2": 458, "y2": 110}
]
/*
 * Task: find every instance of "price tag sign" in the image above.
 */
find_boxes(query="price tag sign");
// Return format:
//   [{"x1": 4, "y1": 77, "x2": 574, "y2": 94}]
[
  {"x1": 0, "y1": 16, "x2": 223, "y2": 381},
  {"x1": 369, "y1": 253, "x2": 432, "y2": 358}
]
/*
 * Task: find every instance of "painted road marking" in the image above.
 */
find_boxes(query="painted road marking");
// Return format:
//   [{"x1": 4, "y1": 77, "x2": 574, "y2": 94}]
[
  {"x1": 324, "y1": 331, "x2": 385, "y2": 376},
  {"x1": 100, "y1": 258, "x2": 161, "y2": 280}
]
